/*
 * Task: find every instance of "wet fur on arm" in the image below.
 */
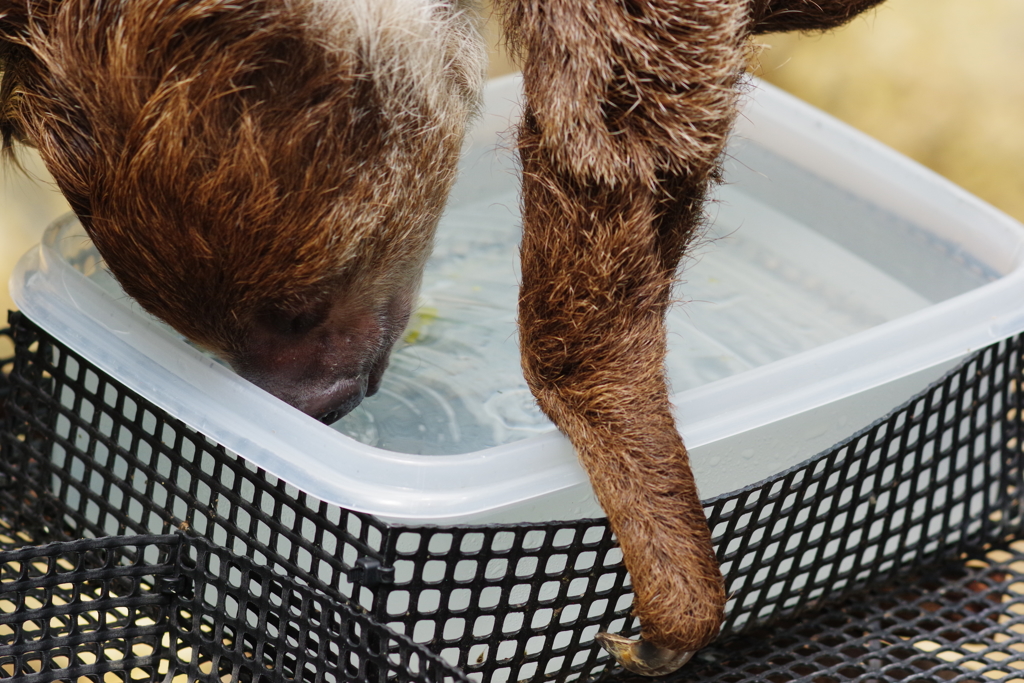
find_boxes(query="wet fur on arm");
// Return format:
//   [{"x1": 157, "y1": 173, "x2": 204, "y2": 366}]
[
  {"x1": 496, "y1": 0, "x2": 889, "y2": 655},
  {"x1": 495, "y1": 0, "x2": 749, "y2": 653}
]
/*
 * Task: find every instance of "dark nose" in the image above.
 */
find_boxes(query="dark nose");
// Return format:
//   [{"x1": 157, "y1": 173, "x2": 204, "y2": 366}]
[{"x1": 305, "y1": 379, "x2": 367, "y2": 424}]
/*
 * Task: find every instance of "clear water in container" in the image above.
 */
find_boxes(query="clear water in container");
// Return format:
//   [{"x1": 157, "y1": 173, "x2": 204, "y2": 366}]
[
  {"x1": 60, "y1": 135, "x2": 997, "y2": 456},
  {"x1": 335, "y1": 136, "x2": 996, "y2": 454}
]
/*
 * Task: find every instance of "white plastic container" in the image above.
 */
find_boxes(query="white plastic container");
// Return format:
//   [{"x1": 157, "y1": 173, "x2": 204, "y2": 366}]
[{"x1": 11, "y1": 75, "x2": 1024, "y2": 525}]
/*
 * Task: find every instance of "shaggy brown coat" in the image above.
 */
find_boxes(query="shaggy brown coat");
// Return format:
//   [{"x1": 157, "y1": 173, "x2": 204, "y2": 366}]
[
  {"x1": 0, "y1": 0, "x2": 485, "y2": 358},
  {"x1": 1, "y1": 0, "x2": 886, "y2": 664}
]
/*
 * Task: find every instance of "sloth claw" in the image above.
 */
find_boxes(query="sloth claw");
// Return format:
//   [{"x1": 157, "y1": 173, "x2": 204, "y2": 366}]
[{"x1": 595, "y1": 632, "x2": 694, "y2": 677}]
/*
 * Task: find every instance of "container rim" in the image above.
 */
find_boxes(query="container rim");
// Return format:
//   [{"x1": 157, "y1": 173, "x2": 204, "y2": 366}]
[{"x1": 11, "y1": 75, "x2": 1024, "y2": 523}]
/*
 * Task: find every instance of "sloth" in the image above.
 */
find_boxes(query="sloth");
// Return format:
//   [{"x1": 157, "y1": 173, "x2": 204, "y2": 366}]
[{"x1": 0, "y1": 0, "x2": 885, "y2": 675}]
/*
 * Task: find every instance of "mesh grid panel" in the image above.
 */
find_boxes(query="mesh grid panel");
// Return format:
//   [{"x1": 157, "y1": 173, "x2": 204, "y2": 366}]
[
  {"x1": 657, "y1": 539, "x2": 1024, "y2": 682},
  {"x1": 171, "y1": 534, "x2": 469, "y2": 682},
  {"x1": 0, "y1": 533, "x2": 179, "y2": 682},
  {"x1": 707, "y1": 335, "x2": 1023, "y2": 635},
  {"x1": 0, "y1": 527, "x2": 470, "y2": 682},
  {"x1": 381, "y1": 519, "x2": 633, "y2": 680},
  {"x1": 0, "y1": 314, "x2": 389, "y2": 601},
  {"x1": 2, "y1": 311, "x2": 1024, "y2": 682},
  {"x1": 0, "y1": 324, "x2": 12, "y2": 423}
]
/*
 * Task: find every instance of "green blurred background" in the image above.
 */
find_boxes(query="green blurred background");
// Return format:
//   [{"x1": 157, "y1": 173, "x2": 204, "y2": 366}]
[{"x1": 2, "y1": 0, "x2": 1022, "y2": 319}]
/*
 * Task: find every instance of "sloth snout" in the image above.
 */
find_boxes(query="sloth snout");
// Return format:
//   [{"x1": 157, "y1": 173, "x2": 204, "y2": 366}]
[
  {"x1": 302, "y1": 378, "x2": 368, "y2": 425},
  {"x1": 234, "y1": 316, "x2": 399, "y2": 425},
  {"x1": 308, "y1": 349, "x2": 391, "y2": 423}
]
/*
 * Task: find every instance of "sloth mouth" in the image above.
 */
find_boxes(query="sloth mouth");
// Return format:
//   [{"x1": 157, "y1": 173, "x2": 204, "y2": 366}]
[
  {"x1": 238, "y1": 288, "x2": 412, "y2": 425},
  {"x1": 308, "y1": 378, "x2": 365, "y2": 424},
  {"x1": 311, "y1": 348, "x2": 391, "y2": 424}
]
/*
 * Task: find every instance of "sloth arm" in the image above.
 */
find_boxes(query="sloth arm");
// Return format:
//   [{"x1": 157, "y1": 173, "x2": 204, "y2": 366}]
[
  {"x1": 495, "y1": 0, "x2": 747, "y2": 658},
  {"x1": 494, "y1": 0, "x2": 888, "y2": 674}
]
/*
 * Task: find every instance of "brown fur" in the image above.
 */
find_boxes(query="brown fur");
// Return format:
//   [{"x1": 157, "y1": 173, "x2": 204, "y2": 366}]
[
  {"x1": 0, "y1": 0, "x2": 483, "y2": 359},
  {"x1": 496, "y1": 0, "x2": 888, "y2": 654},
  {"x1": 1, "y1": 0, "x2": 886, "y2": 660},
  {"x1": 751, "y1": 0, "x2": 888, "y2": 34},
  {"x1": 495, "y1": 0, "x2": 747, "y2": 652}
]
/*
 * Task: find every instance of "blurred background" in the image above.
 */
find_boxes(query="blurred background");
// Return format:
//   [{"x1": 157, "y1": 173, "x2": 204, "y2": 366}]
[{"x1": 2, "y1": 0, "x2": 1022, "y2": 320}]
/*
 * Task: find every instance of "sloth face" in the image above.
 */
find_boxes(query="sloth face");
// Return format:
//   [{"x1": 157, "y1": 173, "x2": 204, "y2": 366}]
[{"x1": 2, "y1": 0, "x2": 485, "y2": 420}]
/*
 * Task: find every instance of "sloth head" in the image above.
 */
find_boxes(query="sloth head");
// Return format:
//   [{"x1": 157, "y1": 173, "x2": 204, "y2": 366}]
[{"x1": 0, "y1": 0, "x2": 486, "y2": 420}]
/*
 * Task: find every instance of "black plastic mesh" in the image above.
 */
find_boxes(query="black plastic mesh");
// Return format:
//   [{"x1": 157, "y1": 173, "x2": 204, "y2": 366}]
[
  {"x1": 0, "y1": 325, "x2": 11, "y2": 372},
  {"x1": 2, "y1": 310, "x2": 1024, "y2": 683},
  {"x1": 706, "y1": 334, "x2": 1023, "y2": 636},
  {"x1": 0, "y1": 526, "x2": 471, "y2": 682},
  {"x1": 0, "y1": 533, "x2": 178, "y2": 682},
  {"x1": 171, "y1": 533, "x2": 468, "y2": 682},
  {"x1": 622, "y1": 538, "x2": 1024, "y2": 683},
  {"x1": 0, "y1": 324, "x2": 12, "y2": 423}
]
